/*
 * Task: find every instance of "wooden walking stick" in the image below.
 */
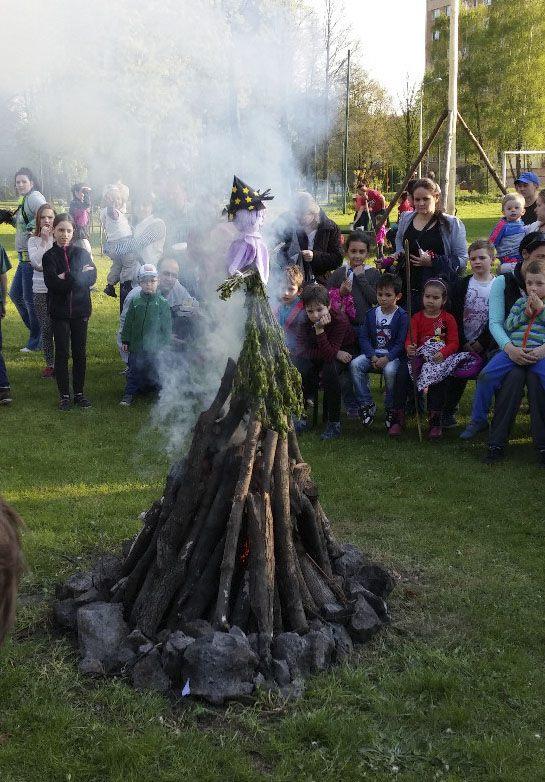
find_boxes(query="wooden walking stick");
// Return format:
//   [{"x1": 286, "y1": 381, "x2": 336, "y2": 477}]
[{"x1": 404, "y1": 240, "x2": 423, "y2": 443}]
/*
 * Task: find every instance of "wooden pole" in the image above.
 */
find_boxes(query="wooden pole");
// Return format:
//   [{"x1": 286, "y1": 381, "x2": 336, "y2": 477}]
[
  {"x1": 444, "y1": 0, "x2": 459, "y2": 214},
  {"x1": 404, "y1": 240, "x2": 423, "y2": 443},
  {"x1": 381, "y1": 109, "x2": 448, "y2": 222},
  {"x1": 457, "y1": 112, "x2": 507, "y2": 195},
  {"x1": 342, "y1": 49, "x2": 351, "y2": 215}
]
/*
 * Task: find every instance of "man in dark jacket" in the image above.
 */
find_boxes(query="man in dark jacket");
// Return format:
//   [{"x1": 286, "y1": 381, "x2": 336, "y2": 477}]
[{"x1": 274, "y1": 192, "x2": 343, "y2": 283}]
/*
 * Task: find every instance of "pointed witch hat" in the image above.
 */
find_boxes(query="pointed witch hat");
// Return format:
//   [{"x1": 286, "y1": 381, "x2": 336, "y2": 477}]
[{"x1": 224, "y1": 175, "x2": 274, "y2": 220}]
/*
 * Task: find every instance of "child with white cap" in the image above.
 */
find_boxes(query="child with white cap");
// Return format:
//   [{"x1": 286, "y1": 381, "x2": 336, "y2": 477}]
[{"x1": 119, "y1": 263, "x2": 172, "y2": 406}]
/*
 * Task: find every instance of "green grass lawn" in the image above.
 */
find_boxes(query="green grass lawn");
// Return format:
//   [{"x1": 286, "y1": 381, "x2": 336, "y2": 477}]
[{"x1": 1, "y1": 202, "x2": 545, "y2": 782}]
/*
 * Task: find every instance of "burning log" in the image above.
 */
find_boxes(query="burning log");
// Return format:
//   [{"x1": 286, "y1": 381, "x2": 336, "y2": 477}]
[{"x1": 56, "y1": 271, "x2": 394, "y2": 703}]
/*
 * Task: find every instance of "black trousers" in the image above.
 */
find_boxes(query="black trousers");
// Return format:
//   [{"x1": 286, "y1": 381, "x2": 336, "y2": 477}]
[
  {"x1": 293, "y1": 357, "x2": 350, "y2": 423},
  {"x1": 489, "y1": 367, "x2": 545, "y2": 450},
  {"x1": 120, "y1": 280, "x2": 133, "y2": 312},
  {"x1": 52, "y1": 318, "x2": 88, "y2": 397},
  {"x1": 443, "y1": 376, "x2": 468, "y2": 416},
  {"x1": 393, "y1": 359, "x2": 446, "y2": 412}
]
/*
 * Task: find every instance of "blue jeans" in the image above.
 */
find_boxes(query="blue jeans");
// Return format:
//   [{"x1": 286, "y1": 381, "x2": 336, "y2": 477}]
[
  {"x1": 470, "y1": 349, "x2": 545, "y2": 424},
  {"x1": 0, "y1": 317, "x2": 9, "y2": 387},
  {"x1": 9, "y1": 254, "x2": 41, "y2": 350},
  {"x1": 124, "y1": 352, "x2": 160, "y2": 396},
  {"x1": 350, "y1": 354, "x2": 399, "y2": 409}
]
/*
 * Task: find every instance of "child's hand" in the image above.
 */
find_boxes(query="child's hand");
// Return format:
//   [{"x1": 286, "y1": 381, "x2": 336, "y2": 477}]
[
  {"x1": 374, "y1": 355, "x2": 388, "y2": 369},
  {"x1": 526, "y1": 292, "x2": 544, "y2": 316},
  {"x1": 40, "y1": 226, "x2": 51, "y2": 241},
  {"x1": 339, "y1": 279, "x2": 351, "y2": 296},
  {"x1": 317, "y1": 311, "x2": 331, "y2": 328},
  {"x1": 433, "y1": 351, "x2": 444, "y2": 363},
  {"x1": 406, "y1": 343, "x2": 417, "y2": 357},
  {"x1": 336, "y1": 350, "x2": 352, "y2": 364},
  {"x1": 301, "y1": 250, "x2": 313, "y2": 262},
  {"x1": 121, "y1": 343, "x2": 129, "y2": 353},
  {"x1": 57, "y1": 272, "x2": 66, "y2": 280}
]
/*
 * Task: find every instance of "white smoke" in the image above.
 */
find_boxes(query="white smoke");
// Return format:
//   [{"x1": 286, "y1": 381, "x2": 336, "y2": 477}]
[{"x1": 2, "y1": 0, "x2": 336, "y2": 457}]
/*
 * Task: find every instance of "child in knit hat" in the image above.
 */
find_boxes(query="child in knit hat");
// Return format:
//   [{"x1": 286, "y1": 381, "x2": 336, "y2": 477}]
[{"x1": 119, "y1": 264, "x2": 172, "y2": 406}]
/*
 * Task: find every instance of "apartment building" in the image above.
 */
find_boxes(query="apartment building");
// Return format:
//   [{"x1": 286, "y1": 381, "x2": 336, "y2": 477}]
[{"x1": 425, "y1": 0, "x2": 492, "y2": 66}]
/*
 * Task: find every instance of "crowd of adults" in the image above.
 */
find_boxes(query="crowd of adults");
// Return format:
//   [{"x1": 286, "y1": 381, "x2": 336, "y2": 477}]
[{"x1": 0, "y1": 165, "x2": 544, "y2": 463}]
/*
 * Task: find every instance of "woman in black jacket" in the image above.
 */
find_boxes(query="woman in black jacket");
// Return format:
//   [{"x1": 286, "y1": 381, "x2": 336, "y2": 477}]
[
  {"x1": 275, "y1": 192, "x2": 343, "y2": 283},
  {"x1": 42, "y1": 213, "x2": 97, "y2": 410}
]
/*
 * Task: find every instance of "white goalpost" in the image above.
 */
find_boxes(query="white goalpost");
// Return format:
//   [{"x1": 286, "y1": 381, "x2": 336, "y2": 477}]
[{"x1": 502, "y1": 151, "x2": 545, "y2": 188}]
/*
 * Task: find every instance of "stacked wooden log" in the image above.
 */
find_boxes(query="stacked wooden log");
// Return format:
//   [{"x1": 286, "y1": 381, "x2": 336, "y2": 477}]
[{"x1": 55, "y1": 281, "x2": 394, "y2": 702}]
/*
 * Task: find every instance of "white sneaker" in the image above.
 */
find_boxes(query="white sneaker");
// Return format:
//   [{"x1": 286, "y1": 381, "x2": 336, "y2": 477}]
[{"x1": 20, "y1": 347, "x2": 32, "y2": 353}]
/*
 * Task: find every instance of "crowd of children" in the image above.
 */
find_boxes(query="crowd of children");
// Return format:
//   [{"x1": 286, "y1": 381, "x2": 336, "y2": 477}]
[
  {"x1": 2, "y1": 167, "x2": 545, "y2": 466},
  {"x1": 275, "y1": 177, "x2": 545, "y2": 467}
]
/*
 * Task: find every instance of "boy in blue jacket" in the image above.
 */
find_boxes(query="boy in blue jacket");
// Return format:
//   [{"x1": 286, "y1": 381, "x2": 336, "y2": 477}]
[{"x1": 350, "y1": 274, "x2": 408, "y2": 427}]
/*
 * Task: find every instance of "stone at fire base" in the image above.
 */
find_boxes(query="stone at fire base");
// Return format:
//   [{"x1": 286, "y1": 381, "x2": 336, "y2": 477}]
[
  {"x1": 180, "y1": 631, "x2": 259, "y2": 705},
  {"x1": 131, "y1": 648, "x2": 171, "y2": 693},
  {"x1": 348, "y1": 595, "x2": 382, "y2": 643},
  {"x1": 77, "y1": 602, "x2": 128, "y2": 673},
  {"x1": 162, "y1": 631, "x2": 195, "y2": 681}
]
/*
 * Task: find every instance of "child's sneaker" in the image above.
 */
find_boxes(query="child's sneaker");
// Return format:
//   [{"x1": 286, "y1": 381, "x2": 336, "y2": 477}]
[
  {"x1": 388, "y1": 410, "x2": 405, "y2": 437},
  {"x1": 359, "y1": 402, "x2": 376, "y2": 427},
  {"x1": 441, "y1": 412, "x2": 457, "y2": 429},
  {"x1": 460, "y1": 420, "x2": 488, "y2": 440},
  {"x1": 427, "y1": 412, "x2": 442, "y2": 440},
  {"x1": 321, "y1": 421, "x2": 341, "y2": 440},
  {"x1": 384, "y1": 409, "x2": 393, "y2": 430},
  {"x1": 0, "y1": 387, "x2": 13, "y2": 405},
  {"x1": 483, "y1": 446, "x2": 505, "y2": 464},
  {"x1": 58, "y1": 395, "x2": 71, "y2": 411},
  {"x1": 74, "y1": 393, "x2": 92, "y2": 408},
  {"x1": 120, "y1": 394, "x2": 134, "y2": 406}
]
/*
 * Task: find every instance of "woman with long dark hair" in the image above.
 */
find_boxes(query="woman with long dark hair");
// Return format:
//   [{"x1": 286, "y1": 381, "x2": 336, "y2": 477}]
[{"x1": 394, "y1": 177, "x2": 468, "y2": 311}]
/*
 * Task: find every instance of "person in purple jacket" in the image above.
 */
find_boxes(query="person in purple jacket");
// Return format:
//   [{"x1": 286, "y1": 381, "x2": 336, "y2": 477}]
[{"x1": 350, "y1": 274, "x2": 409, "y2": 428}]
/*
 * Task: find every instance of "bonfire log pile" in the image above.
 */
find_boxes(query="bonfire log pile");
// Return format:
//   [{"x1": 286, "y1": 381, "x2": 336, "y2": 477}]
[{"x1": 55, "y1": 282, "x2": 395, "y2": 704}]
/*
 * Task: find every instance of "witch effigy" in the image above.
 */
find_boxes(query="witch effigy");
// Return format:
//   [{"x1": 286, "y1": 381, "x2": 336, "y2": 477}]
[{"x1": 55, "y1": 176, "x2": 394, "y2": 704}]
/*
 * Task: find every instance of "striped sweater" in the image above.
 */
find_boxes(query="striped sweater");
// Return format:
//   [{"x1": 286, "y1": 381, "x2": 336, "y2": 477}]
[{"x1": 505, "y1": 296, "x2": 545, "y2": 348}]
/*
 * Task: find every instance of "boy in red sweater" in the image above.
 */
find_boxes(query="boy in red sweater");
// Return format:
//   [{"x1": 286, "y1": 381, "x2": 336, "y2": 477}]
[
  {"x1": 389, "y1": 278, "x2": 460, "y2": 440},
  {"x1": 295, "y1": 283, "x2": 356, "y2": 440}
]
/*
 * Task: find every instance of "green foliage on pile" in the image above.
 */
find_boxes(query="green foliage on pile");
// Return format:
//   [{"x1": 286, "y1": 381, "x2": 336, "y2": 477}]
[{"x1": 231, "y1": 274, "x2": 303, "y2": 435}]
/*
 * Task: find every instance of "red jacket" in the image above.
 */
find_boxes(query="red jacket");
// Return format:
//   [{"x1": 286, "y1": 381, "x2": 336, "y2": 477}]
[
  {"x1": 406, "y1": 310, "x2": 459, "y2": 358},
  {"x1": 297, "y1": 309, "x2": 356, "y2": 363}
]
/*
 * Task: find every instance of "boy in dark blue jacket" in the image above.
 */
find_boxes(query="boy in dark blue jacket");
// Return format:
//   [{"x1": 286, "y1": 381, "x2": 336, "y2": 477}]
[{"x1": 350, "y1": 274, "x2": 408, "y2": 427}]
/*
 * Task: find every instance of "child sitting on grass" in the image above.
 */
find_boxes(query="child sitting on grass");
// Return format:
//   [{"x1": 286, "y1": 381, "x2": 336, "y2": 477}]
[
  {"x1": 294, "y1": 283, "x2": 356, "y2": 440},
  {"x1": 489, "y1": 192, "x2": 526, "y2": 273},
  {"x1": 120, "y1": 264, "x2": 172, "y2": 406},
  {"x1": 276, "y1": 264, "x2": 306, "y2": 358},
  {"x1": 388, "y1": 278, "x2": 461, "y2": 441},
  {"x1": 350, "y1": 274, "x2": 408, "y2": 429},
  {"x1": 327, "y1": 230, "x2": 380, "y2": 326}
]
